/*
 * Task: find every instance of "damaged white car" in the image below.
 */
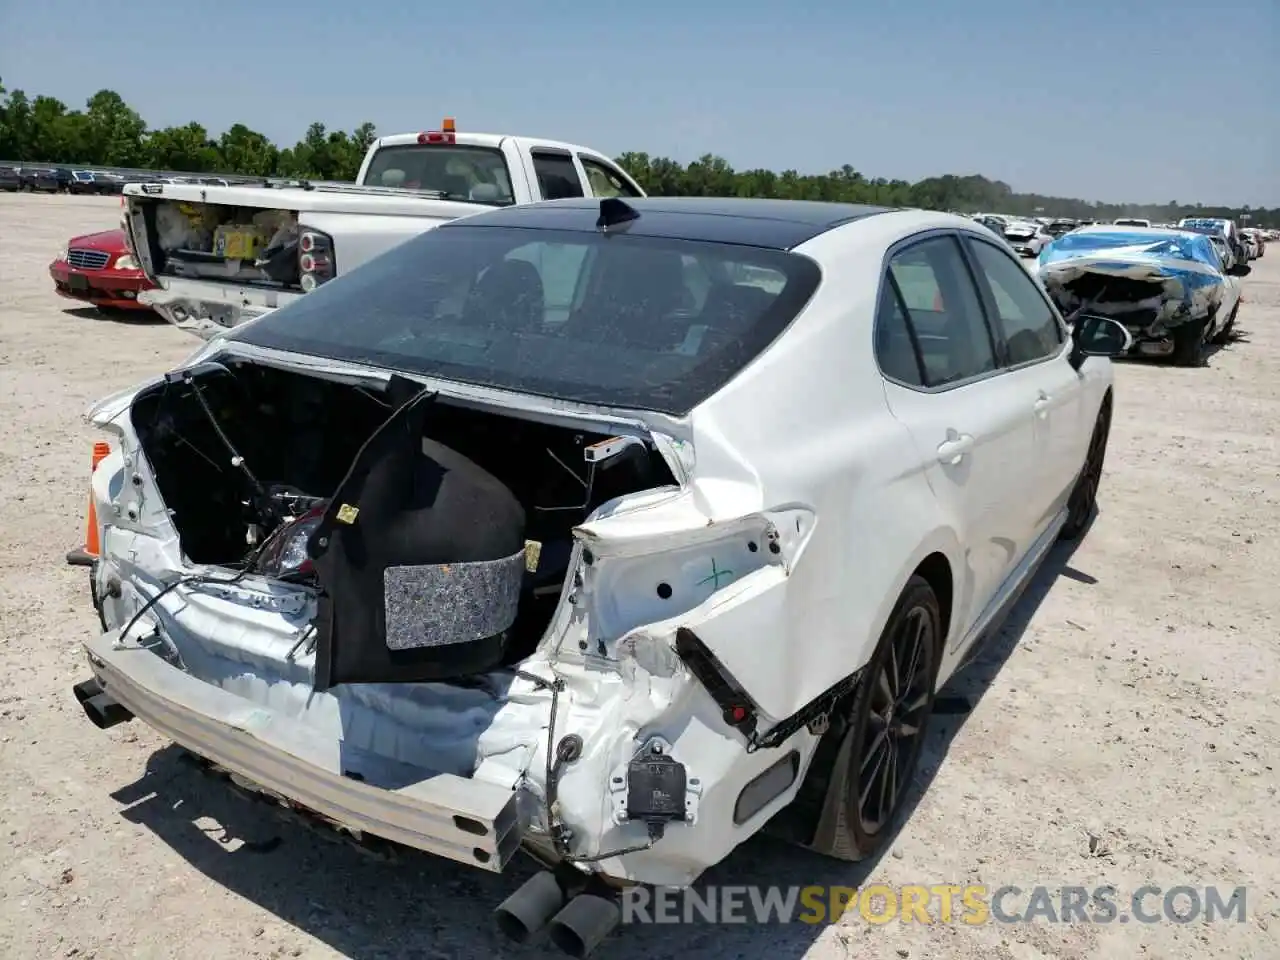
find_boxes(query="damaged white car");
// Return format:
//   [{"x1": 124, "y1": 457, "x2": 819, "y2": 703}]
[{"x1": 70, "y1": 197, "x2": 1130, "y2": 956}]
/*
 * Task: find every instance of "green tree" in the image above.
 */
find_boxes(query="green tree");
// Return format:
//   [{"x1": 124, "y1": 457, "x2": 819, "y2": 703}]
[
  {"x1": 145, "y1": 122, "x2": 219, "y2": 171},
  {"x1": 81, "y1": 89, "x2": 146, "y2": 166},
  {"x1": 217, "y1": 123, "x2": 278, "y2": 177},
  {"x1": 0, "y1": 79, "x2": 1274, "y2": 226}
]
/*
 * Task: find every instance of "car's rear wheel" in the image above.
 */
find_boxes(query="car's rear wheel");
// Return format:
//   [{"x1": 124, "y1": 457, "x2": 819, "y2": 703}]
[
  {"x1": 1060, "y1": 395, "x2": 1112, "y2": 540},
  {"x1": 808, "y1": 575, "x2": 941, "y2": 861}
]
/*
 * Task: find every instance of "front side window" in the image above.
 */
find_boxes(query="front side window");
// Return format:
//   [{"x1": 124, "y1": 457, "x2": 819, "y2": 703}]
[
  {"x1": 579, "y1": 157, "x2": 642, "y2": 198},
  {"x1": 531, "y1": 152, "x2": 585, "y2": 200},
  {"x1": 967, "y1": 239, "x2": 1064, "y2": 365},
  {"x1": 884, "y1": 236, "x2": 996, "y2": 387},
  {"x1": 232, "y1": 225, "x2": 821, "y2": 414},
  {"x1": 361, "y1": 144, "x2": 515, "y2": 204}
]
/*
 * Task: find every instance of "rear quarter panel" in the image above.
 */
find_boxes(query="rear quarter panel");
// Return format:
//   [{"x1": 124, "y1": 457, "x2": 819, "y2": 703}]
[{"x1": 684, "y1": 215, "x2": 964, "y2": 720}]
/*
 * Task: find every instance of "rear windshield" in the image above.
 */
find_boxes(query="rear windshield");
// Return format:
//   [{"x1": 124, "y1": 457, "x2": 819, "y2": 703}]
[
  {"x1": 361, "y1": 144, "x2": 515, "y2": 205},
  {"x1": 231, "y1": 224, "x2": 822, "y2": 414}
]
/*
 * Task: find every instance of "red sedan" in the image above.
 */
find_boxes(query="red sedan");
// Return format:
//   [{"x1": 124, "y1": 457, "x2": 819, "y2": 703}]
[{"x1": 49, "y1": 228, "x2": 154, "y2": 312}]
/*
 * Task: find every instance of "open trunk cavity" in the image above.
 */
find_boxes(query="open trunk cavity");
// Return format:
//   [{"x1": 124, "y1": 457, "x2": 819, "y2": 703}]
[
  {"x1": 133, "y1": 198, "x2": 306, "y2": 290},
  {"x1": 130, "y1": 361, "x2": 675, "y2": 683}
]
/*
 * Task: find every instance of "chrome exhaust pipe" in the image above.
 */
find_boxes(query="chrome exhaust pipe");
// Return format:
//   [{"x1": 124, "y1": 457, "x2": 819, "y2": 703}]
[
  {"x1": 493, "y1": 871, "x2": 566, "y2": 943},
  {"x1": 546, "y1": 893, "x2": 622, "y2": 957},
  {"x1": 73, "y1": 678, "x2": 133, "y2": 729}
]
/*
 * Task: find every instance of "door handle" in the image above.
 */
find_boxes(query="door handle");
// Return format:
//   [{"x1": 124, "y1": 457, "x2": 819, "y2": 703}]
[
  {"x1": 936, "y1": 433, "x2": 975, "y2": 465},
  {"x1": 1034, "y1": 392, "x2": 1052, "y2": 417}
]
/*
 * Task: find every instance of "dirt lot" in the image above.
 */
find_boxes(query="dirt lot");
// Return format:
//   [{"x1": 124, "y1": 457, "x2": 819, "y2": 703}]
[{"x1": 1, "y1": 193, "x2": 1276, "y2": 960}]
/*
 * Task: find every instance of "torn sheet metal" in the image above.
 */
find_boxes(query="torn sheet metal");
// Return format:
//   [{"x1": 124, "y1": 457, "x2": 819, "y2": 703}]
[{"x1": 1038, "y1": 228, "x2": 1226, "y2": 333}]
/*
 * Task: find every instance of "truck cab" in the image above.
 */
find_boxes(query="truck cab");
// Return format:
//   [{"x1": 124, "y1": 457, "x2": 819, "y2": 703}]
[
  {"x1": 355, "y1": 123, "x2": 643, "y2": 203},
  {"x1": 124, "y1": 119, "x2": 646, "y2": 337}
]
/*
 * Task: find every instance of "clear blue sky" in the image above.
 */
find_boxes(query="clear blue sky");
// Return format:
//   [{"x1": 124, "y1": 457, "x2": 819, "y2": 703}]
[{"x1": 2, "y1": 0, "x2": 1276, "y2": 206}]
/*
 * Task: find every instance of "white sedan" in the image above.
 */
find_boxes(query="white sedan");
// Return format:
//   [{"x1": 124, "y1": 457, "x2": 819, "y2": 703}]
[
  {"x1": 1001, "y1": 218, "x2": 1054, "y2": 257},
  {"x1": 69, "y1": 197, "x2": 1130, "y2": 955}
]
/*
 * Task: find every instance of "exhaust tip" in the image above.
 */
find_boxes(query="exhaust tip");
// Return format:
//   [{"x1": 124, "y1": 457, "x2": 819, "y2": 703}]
[
  {"x1": 74, "y1": 680, "x2": 133, "y2": 729},
  {"x1": 546, "y1": 894, "x2": 621, "y2": 958},
  {"x1": 493, "y1": 871, "x2": 566, "y2": 943},
  {"x1": 72, "y1": 677, "x2": 103, "y2": 704}
]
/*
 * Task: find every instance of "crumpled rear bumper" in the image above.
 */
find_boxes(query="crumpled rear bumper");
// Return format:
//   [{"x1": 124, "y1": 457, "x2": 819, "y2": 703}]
[{"x1": 82, "y1": 630, "x2": 523, "y2": 872}]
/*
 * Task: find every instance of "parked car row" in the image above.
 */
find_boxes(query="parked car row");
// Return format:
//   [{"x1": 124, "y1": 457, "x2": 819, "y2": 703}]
[
  {"x1": 1, "y1": 163, "x2": 244, "y2": 196},
  {"x1": 964, "y1": 211, "x2": 1271, "y2": 275},
  {"x1": 0, "y1": 165, "x2": 123, "y2": 194}
]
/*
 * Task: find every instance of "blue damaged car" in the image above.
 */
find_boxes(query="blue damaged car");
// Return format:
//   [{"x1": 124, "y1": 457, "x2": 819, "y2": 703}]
[{"x1": 1037, "y1": 224, "x2": 1249, "y2": 366}]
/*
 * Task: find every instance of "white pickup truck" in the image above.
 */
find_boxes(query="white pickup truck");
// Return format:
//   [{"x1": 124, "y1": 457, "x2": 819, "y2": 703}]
[{"x1": 123, "y1": 119, "x2": 646, "y2": 336}]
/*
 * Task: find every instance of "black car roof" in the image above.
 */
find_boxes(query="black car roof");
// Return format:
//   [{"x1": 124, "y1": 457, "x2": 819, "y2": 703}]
[{"x1": 441, "y1": 196, "x2": 899, "y2": 250}]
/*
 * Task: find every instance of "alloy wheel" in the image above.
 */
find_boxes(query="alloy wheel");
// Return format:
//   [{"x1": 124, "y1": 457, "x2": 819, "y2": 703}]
[{"x1": 856, "y1": 605, "x2": 935, "y2": 834}]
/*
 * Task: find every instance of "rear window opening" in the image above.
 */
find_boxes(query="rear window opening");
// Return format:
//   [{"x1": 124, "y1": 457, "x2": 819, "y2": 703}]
[
  {"x1": 362, "y1": 144, "x2": 515, "y2": 205},
  {"x1": 232, "y1": 224, "x2": 821, "y2": 415},
  {"x1": 133, "y1": 198, "x2": 306, "y2": 291},
  {"x1": 130, "y1": 361, "x2": 677, "y2": 671}
]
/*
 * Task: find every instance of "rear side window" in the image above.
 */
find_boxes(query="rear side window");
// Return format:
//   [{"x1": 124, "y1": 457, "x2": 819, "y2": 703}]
[
  {"x1": 579, "y1": 157, "x2": 642, "y2": 198},
  {"x1": 881, "y1": 236, "x2": 996, "y2": 387},
  {"x1": 531, "y1": 152, "x2": 585, "y2": 200},
  {"x1": 966, "y1": 239, "x2": 1064, "y2": 365},
  {"x1": 874, "y1": 280, "x2": 925, "y2": 386}
]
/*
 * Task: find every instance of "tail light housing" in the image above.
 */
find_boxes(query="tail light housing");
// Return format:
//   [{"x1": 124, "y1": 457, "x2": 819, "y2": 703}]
[
  {"x1": 298, "y1": 228, "x2": 335, "y2": 292},
  {"x1": 254, "y1": 504, "x2": 327, "y2": 580}
]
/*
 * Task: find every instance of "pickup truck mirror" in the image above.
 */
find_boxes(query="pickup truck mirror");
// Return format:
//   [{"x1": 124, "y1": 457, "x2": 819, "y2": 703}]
[
  {"x1": 1069, "y1": 315, "x2": 1132, "y2": 369},
  {"x1": 1226, "y1": 262, "x2": 1252, "y2": 278}
]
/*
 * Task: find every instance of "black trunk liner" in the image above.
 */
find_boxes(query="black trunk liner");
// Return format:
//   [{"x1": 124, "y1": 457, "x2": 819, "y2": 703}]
[{"x1": 310, "y1": 375, "x2": 527, "y2": 689}]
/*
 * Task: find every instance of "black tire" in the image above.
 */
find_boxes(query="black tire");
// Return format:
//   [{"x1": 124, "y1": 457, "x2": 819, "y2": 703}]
[
  {"x1": 1171, "y1": 318, "x2": 1207, "y2": 367},
  {"x1": 1212, "y1": 304, "x2": 1238, "y2": 345},
  {"x1": 1060, "y1": 394, "x2": 1112, "y2": 541},
  {"x1": 808, "y1": 575, "x2": 942, "y2": 861}
]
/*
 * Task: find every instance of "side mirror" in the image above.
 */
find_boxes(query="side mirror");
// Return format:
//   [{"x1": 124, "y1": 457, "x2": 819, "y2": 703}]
[
  {"x1": 1227, "y1": 262, "x2": 1252, "y2": 278},
  {"x1": 1068, "y1": 314, "x2": 1132, "y2": 369}
]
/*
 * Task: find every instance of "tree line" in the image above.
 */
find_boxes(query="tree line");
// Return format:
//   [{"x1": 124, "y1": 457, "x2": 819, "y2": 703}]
[{"x1": 1, "y1": 80, "x2": 1273, "y2": 226}]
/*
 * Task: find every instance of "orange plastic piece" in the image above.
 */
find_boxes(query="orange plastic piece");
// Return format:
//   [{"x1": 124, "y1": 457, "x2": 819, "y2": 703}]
[{"x1": 81, "y1": 441, "x2": 111, "y2": 557}]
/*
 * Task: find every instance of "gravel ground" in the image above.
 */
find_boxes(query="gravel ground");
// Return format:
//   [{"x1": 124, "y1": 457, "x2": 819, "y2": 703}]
[{"x1": 1, "y1": 193, "x2": 1277, "y2": 960}]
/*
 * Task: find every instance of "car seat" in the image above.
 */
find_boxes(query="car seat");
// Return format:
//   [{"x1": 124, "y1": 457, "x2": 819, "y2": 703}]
[{"x1": 463, "y1": 259, "x2": 546, "y2": 334}]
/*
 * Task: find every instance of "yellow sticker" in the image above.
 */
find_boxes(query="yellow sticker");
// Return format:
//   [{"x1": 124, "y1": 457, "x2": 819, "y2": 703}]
[
  {"x1": 524, "y1": 539, "x2": 542, "y2": 573},
  {"x1": 335, "y1": 503, "x2": 360, "y2": 524}
]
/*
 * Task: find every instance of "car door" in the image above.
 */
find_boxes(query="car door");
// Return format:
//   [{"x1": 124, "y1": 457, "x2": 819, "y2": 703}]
[
  {"x1": 962, "y1": 233, "x2": 1084, "y2": 537},
  {"x1": 875, "y1": 233, "x2": 1038, "y2": 646}
]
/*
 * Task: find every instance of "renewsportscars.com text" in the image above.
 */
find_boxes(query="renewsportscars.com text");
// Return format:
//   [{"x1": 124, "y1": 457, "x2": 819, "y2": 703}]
[{"x1": 620, "y1": 884, "x2": 1248, "y2": 925}]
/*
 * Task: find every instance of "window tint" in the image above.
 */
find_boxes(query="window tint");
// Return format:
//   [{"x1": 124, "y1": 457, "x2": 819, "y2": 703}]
[
  {"x1": 232, "y1": 225, "x2": 820, "y2": 415},
  {"x1": 886, "y1": 236, "x2": 996, "y2": 387},
  {"x1": 531, "y1": 152, "x2": 584, "y2": 200},
  {"x1": 874, "y1": 279, "x2": 924, "y2": 386},
  {"x1": 580, "y1": 157, "x2": 642, "y2": 198},
  {"x1": 362, "y1": 144, "x2": 515, "y2": 204},
  {"x1": 968, "y1": 240, "x2": 1064, "y2": 365}
]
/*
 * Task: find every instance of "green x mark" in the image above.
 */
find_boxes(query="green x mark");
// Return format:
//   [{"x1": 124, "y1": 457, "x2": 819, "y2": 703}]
[{"x1": 697, "y1": 558, "x2": 734, "y2": 589}]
